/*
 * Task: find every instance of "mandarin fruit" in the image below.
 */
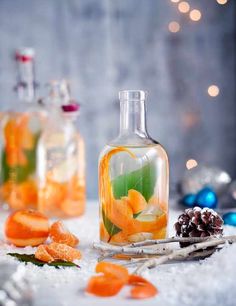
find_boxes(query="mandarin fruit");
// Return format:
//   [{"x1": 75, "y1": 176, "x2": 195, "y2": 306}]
[
  {"x1": 35, "y1": 245, "x2": 54, "y2": 262},
  {"x1": 5, "y1": 209, "x2": 49, "y2": 247},
  {"x1": 46, "y1": 242, "x2": 81, "y2": 262},
  {"x1": 49, "y1": 221, "x2": 79, "y2": 247}
]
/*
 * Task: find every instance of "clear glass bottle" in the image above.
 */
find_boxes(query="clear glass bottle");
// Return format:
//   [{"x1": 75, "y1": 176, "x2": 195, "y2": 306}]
[
  {"x1": 99, "y1": 90, "x2": 169, "y2": 245},
  {"x1": 0, "y1": 48, "x2": 45, "y2": 211},
  {"x1": 37, "y1": 81, "x2": 86, "y2": 218}
]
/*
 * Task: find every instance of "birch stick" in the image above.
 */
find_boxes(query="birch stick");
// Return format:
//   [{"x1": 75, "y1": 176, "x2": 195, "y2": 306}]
[
  {"x1": 134, "y1": 235, "x2": 236, "y2": 275},
  {"x1": 93, "y1": 242, "x2": 171, "y2": 256},
  {"x1": 124, "y1": 247, "x2": 218, "y2": 267},
  {"x1": 126, "y1": 236, "x2": 215, "y2": 248}
]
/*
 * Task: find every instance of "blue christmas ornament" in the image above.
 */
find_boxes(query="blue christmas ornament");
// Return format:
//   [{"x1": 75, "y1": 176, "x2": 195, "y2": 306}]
[
  {"x1": 223, "y1": 212, "x2": 236, "y2": 226},
  {"x1": 195, "y1": 187, "x2": 218, "y2": 208},
  {"x1": 180, "y1": 194, "x2": 196, "y2": 207}
]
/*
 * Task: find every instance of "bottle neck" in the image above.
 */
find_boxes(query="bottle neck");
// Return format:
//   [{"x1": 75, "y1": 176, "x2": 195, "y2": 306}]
[
  {"x1": 119, "y1": 99, "x2": 148, "y2": 137},
  {"x1": 15, "y1": 58, "x2": 36, "y2": 102}
]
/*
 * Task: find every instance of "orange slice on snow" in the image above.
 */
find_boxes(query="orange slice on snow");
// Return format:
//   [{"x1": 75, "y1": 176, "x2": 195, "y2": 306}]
[
  {"x1": 128, "y1": 275, "x2": 158, "y2": 299},
  {"x1": 96, "y1": 262, "x2": 129, "y2": 283},
  {"x1": 86, "y1": 275, "x2": 124, "y2": 297}
]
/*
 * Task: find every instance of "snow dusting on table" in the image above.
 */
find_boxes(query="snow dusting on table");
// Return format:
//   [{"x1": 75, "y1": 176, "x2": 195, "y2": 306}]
[{"x1": 0, "y1": 201, "x2": 236, "y2": 306}]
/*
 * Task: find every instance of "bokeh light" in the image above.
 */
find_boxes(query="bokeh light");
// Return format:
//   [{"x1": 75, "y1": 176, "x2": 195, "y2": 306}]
[
  {"x1": 190, "y1": 9, "x2": 202, "y2": 21},
  {"x1": 168, "y1": 21, "x2": 180, "y2": 33},
  {"x1": 208, "y1": 85, "x2": 220, "y2": 97},
  {"x1": 178, "y1": 1, "x2": 190, "y2": 13},
  {"x1": 171, "y1": 0, "x2": 180, "y2": 3},
  {"x1": 186, "y1": 159, "x2": 198, "y2": 170},
  {"x1": 216, "y1": 0, "x2": 228, "y2": 5}
]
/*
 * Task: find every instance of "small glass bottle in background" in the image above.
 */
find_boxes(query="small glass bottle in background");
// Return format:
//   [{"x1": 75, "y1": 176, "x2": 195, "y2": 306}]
[
  {"x1": 99, "y1": 90, "x2": 169, "y2": 245},
  {"x1": 0, "y1": 48, "x2": 45, "y2": 211},
  {"x1": 37, "y1": 80, "x2": 86, "y2": 218}
]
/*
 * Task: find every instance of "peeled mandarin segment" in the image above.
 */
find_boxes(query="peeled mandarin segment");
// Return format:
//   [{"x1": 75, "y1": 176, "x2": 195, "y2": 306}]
[
  {"x1": 107, "y1": 198, "x2": 133, "y2": 231},
  {"x1": 49, "y1": 221, "x2": 79, "y2": 247},
  {"x1": 128, "y1": 275, "x2": 158, "y2": 299},
  {"x1": 70, "y1": 185, "x2": 86, "y2": 202},
  {"x1": 35, "y1": 245, "x2": 54, "y2": 263},
  {"x1": 38, "y1": 181, "x2": 66, "y2": 215},
  {"x1": 46, "y1": 242, "x2": 82, "y2": 262},
  {"x1": 127, "y1": 213, "x2": 168, "y2": 235},
  {"x1": 5, "y1": 209, "x2": 49, "y2": 246},
  {"x1": 96, "y1": 262, "x2": 129, "y2": 283},
  {"x1": 86, "y1": 275, "x2": 124, "y2": 297},
  {"x1": 7, "y1": 181, "x2": 37, "y2": 210},
  {"x1": 127, "y1": 189, "x2": 147, "y2": 214},
  {"x1": 18, "y1": 180, "x2": 37, "y2": 207},
  {"x1": 60, "y1": 199, "x2": 85, "y2": 217},
  {"x1": 39, "y1": 174, "x2": 85, "y2": 217}
]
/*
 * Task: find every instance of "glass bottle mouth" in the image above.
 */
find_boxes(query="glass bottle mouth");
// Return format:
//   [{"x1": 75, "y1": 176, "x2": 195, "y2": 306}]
[{"x1": 119, "y1": 90, "x2": 147, "y2": 101}]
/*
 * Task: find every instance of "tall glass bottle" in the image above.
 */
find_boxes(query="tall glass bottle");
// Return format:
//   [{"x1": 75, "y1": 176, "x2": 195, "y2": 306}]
[
  {"x1": 37, "y1": 81, "x2": 86, "y2": 218},
  {"x1": 99, "y1": 90, "x2": 169, "y2": 245},
  {"x1": 0, "y1": 48, "x2": 45, "y2": 211}
]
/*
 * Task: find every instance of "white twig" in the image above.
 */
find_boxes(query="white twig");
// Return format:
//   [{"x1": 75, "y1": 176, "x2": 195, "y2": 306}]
[
  {"x1": 126, "y1": 236, "x2": 214, "y2": 248},
  {"x1": 95, "y1": 236, "x2": 218, "y2": 261},
  {"x1": 134, "y1": 235, "x2": 236, "y2": 275},
  {"x1": 93, "y1": 242, "x2": 171, "y2": 256}
]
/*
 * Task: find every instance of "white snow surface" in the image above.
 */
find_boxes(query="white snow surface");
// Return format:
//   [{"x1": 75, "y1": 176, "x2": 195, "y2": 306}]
[{"x1": 0, "y1": 201, "x2": 236, "y2": 306}]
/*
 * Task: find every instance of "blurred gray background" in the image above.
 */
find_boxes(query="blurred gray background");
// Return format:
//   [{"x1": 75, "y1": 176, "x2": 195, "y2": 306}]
[{"x1": 0, "y1": 0, "x2": 235, "y2": 199}]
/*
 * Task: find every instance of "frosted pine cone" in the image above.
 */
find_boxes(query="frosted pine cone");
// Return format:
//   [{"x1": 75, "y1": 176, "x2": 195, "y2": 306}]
[{"x1": 175, "y1": 207, "x2": 223, "y2": 247}]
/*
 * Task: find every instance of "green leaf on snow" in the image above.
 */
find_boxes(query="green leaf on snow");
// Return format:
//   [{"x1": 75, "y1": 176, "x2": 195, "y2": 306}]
[{"x1": 7, "y1": 253, "x2": 80, "y2": 269}]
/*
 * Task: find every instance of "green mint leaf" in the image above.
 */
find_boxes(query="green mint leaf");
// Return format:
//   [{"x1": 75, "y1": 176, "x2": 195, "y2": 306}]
[
  {"x1": 7, "y1": 253, "x2": 79, "y2": 269},
  {"x1": 111, "y1": 161, "x2": 156, "y2": 202},
  {"x1": 102, "y1": 209, "x2": 122, "y2": 238},
  {"x1": 1, "y1": 133, "x2": 40, "y2": 184}
]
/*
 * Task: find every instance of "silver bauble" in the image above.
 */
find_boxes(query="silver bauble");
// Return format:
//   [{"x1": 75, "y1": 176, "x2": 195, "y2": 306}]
[
  {"x1": 229, "y1": 180, "x2": 236, "y2": 200},
  {"x1": 180, "y1": 166, "x2": 231, "y2": 195}
]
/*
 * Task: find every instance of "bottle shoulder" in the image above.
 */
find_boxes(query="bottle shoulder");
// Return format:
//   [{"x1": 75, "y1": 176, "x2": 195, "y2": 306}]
[
  {"x1": 108, "y1": 133, "x2": 157, "y2": 147},
  {"x1": 99, "y1": 141, "x2": 168, "y2": 163}
]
